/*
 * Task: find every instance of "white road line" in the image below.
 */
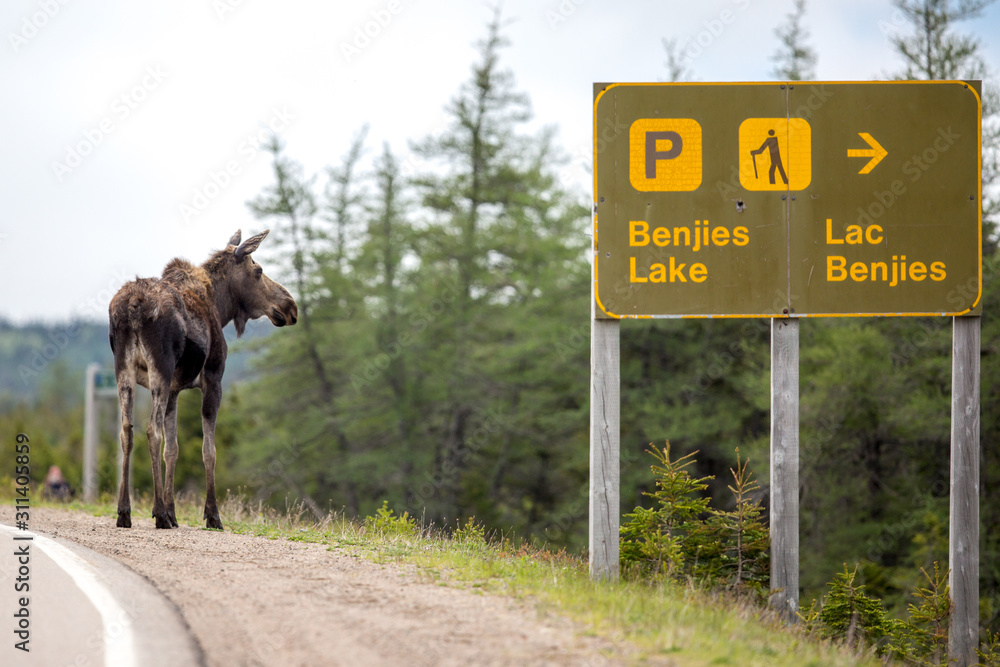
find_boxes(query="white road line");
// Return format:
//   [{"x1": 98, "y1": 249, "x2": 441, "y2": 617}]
[{"x1": 0, "y1": 524, "x2": 137, "y2": 667}]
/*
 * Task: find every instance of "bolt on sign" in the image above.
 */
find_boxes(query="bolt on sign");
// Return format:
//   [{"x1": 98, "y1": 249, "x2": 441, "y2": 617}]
[{"x1": 593, "y1": 81, "x2": 982, "y2": 318}]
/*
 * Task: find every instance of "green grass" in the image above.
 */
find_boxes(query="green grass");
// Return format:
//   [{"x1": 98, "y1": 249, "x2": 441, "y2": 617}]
[{"x1": 20, "y1": 492, "x2": 883, "y2": 666}]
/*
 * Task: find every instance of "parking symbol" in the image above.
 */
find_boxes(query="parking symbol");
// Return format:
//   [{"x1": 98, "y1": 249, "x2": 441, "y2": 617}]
[{"x1": 629, "y1": 118, "x2": 702, "y2": 192}]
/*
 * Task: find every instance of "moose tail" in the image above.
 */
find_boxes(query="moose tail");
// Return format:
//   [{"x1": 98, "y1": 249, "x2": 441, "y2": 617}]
[{"x1": 127, "y1": 295, "x2": 144, "y2": 330}]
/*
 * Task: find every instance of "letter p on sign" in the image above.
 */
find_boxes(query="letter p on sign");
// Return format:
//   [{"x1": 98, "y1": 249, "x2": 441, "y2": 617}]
[{"x1": 629, "y1": 118, "x2": 702, "y2": 191}]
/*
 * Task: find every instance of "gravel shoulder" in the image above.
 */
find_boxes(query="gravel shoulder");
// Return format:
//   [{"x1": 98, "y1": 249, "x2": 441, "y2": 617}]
[{"x1": 0, "y1": 506, "x2": 622, "y2": 666}]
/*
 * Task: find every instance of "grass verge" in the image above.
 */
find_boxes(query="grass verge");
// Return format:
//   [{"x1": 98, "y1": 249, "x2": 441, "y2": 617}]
[{"x1": 18, "y1": 492, "x2": 883, "y2": 666}]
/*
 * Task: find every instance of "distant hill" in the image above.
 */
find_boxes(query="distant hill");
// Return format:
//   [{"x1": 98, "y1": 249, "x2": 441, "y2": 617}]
[{"x1": 0, "y1": 318, "x2": 274, "y2": 409}]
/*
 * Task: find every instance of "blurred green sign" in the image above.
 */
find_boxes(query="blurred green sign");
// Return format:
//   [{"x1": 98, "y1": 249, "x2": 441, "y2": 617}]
[
  {"x1": 593, "y1": 81, "x2": 982, "y2": 318},
  {"x1": 93, "y1": 369, "x2": 117, "y2": 394}
]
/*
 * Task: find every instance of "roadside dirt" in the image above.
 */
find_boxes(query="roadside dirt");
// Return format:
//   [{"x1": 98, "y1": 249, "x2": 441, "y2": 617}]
[{"x1": 0, "y1": 506, "x2": 625, "y2": 666}]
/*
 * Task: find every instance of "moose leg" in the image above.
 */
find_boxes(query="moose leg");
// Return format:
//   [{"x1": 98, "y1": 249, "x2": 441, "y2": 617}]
[
  {"x1": 162, "y1": 391, "x2": 180, "y2": 528},
  {"x1": 116, "y1": 382, "x2": 135, "y2": 528},
  {"x1": 201, "y1": 379, "x2": 224, "y2": 529},
  {"x1": 147, "y1": 380, "x2": 172, "y2": 529}
]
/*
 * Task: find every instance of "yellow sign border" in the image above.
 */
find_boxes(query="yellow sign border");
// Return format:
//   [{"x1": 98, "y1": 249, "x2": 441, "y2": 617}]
[{"x1": 592, "y1": 80, "x2": 982, "y2": 320}]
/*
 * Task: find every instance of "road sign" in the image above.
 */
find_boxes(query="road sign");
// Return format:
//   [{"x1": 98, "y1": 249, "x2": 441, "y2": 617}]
[
  {"x1": 92, "y1": 367, "x2": 118, "y2": 397},
  {"x1": 593, "y1": 81, "x2": 982, "y2": 318}
]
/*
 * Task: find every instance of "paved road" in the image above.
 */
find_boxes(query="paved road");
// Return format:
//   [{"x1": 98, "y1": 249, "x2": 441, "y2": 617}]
[
  {"x1": 0, "y1": 523, "x2": 203, "y2": 667},
  {"x1": 0, "y1": 508, "x2": 622, "y2": 666}
]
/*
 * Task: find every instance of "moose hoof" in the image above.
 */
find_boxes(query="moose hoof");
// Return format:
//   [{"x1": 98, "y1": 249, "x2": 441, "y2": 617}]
[
  {"x1": 205, "y1": 514, "x2": 223, "y2": 530},
  {"x1": 153, "y1": 513, "x2": 174, "y2": 529},
  {"x1": 116, "y1": 511, "x2": 132, "y2": 528}
]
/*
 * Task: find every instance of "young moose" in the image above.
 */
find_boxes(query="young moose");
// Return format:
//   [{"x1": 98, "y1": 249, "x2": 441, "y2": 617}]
[{"x1": 109, "y1": 230, "x2": 297, "y2": 529}]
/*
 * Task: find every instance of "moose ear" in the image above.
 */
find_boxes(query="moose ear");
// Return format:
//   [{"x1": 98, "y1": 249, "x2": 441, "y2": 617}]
[
  {"x1": 227, "y1": 230, "x2": 242, "y2": 248},
  {"x1": 234, "y1": 229, "x2": 269, "y2": 261}
]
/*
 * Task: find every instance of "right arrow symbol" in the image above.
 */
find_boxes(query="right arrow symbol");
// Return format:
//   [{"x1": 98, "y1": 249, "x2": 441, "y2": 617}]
[{"x1": 847, "y1": 132, "x2": 887, "y2": 174}]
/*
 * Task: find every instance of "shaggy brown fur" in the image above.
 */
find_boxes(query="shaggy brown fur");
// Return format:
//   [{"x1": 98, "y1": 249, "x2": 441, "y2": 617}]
[{"x1": 109, "y1": 230, "x2": 297, "y2": 529}]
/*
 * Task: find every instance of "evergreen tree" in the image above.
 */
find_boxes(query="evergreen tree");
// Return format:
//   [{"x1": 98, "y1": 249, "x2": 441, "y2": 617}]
[
  {"x1": 712, "y1": 449, "x2": 769, "y2": 590},
  {"x1": 238, "y1": 137, "x2": 366, "y2": 517},
  {"x1": 772, "y1": 0, "x2": 817, "y2": 80},
  {"x1": 229, "y1": 10, "x2": 591, "y2": 543},
  {"x1": 889, "y1": 0, "x2": 993, "y2": 80},
  {"x1": 662, "y1": 37, "x2": 692, "y2": 82},
  {"x1": 801, "y1": 564, "x2": 902, "y2": 655},
  {"x1": 621, "y1": 445, "x2": 770, "y2": 589},
  {"x1": 407, "y1": 8, "x2": 525, "y2": 520},
  {"x1": 407, "y1": 7, "x2": 589, "y2": 528},
  {"x1": 347, "y1": 142, "x2": 427, "y2": 509},
  {"x1": 323, "y1": 125, "x2": 369, "y2": 275},
  {"x1": 889, "y1": 0, "x2": 999, "y2": 240},
  {"x1": 620, "y1": 442, "x2": 714, "y2": 578}
]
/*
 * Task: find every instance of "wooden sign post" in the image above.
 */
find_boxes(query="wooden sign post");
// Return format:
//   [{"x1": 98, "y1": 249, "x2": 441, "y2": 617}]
[
  {"x1": 83, "y1": 363, "x2": 100, "y2": 502},
  {"x1": 770, "y1": 318, "x2": 800, "y2": 621},
  {"x1": 950, "y1": 315, "x2": 980, "y2": 666},
  {"x1": 589, "y1": 247, "x2": 620, "y2": 581}
]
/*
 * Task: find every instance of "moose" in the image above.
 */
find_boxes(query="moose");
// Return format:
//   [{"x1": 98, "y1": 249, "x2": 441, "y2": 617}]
[{"x1": 109, "y1": 230, "x2": 297, "y2": 530}]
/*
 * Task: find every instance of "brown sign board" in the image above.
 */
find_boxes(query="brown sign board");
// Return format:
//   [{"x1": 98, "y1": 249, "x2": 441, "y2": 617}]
[{"x1": 593, "y1": 81, "x2": 982, "y2": 318}]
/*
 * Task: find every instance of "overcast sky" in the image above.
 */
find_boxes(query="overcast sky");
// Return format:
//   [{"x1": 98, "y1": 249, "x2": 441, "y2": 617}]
[{"x1": 2, "y1": 0, "x2": 999, "y2": 323}]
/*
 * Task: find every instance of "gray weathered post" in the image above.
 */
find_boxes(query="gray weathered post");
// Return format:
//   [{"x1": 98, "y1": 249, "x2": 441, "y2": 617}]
[
  {"x1": 770, "y1": 317, "x2": 799, "y2": 622},
  {"x1": 949, "y1": 315, "x2": 980, "y2": 666},
  {"x1": 590, "y1": 245, "x2": 620, "y2": 581},
  {"x1": 83, "y1": 362, "x2": 99, "y2": 503}
]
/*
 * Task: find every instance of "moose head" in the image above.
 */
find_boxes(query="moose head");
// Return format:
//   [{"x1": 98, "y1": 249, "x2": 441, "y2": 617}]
[{"x1": 208, "y1": 229, "x2": 299, "y2": 336}]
